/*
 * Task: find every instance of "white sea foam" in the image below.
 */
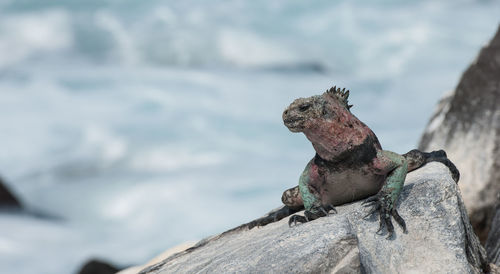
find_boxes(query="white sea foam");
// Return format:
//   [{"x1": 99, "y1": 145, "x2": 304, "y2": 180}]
[
  {"x1": 129, "y1": 147, "x2": 227, "y2": 172},
  {"x1": 0, "y1": 9, "x2": 72, "y2": 68},
  {"x1": 217, "y1": 29, "x2": 298, "y2": 67}
]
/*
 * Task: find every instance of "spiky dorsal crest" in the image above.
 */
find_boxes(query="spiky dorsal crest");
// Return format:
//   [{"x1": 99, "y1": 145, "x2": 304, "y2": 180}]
[{"x1": 326, "y1": 86, "x2": 353, "y2": 110}]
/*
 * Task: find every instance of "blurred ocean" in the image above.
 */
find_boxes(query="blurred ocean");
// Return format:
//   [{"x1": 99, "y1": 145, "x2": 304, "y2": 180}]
[{"x1": 0, "y1": 0, "x2": 499, "y2": 273}]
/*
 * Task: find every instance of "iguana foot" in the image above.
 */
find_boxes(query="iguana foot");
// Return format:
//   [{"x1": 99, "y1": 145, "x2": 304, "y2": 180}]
[
  {"x1": 427, "y1": 151, "x2": 460, "y2": 182},
  {"x1": 248, "y1": 205, "x2": 302, "y2": 229},
  {"x1": 288, "y1": 214, "x2": 309, "y2": 226},
  {"x1": 288, "y1": 204, "x2": 336, "y2": 227},
  {"x1": 306, "y1": 204, "x2": 337, "y2": 218},
  {"x1": 403, "y1": 149, "x2": 460, "y2": 182},
  {"x1": 362, "y1": 194, "x2": 407, "y2": 239}
]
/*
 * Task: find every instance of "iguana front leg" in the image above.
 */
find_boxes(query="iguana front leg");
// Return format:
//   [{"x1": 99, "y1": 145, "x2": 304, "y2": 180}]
[
  {"x1": 289, "y1": 160, "x2": 336, "y2": 226},
  {"x1": 364, "y1": 150, "x2": 408, "y2": 238}
]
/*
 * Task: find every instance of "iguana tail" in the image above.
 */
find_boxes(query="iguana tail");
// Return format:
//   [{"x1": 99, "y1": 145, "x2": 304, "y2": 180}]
[
  {"x1": 245, "y1": 204, "x2": 303, "y2": 229},
  {"x1": 240, "y1": 186, "x2": 304, "y2": 229},
  {"x1": 403, "y1": 149, "x2": 460, "y2": 182}
]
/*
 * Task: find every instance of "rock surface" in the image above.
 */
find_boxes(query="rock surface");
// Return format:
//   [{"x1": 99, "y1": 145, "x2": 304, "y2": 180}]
[
  {"x1": 117, "y1": 242, "x2": 196, "y2": 274},
  {"x1": 491, "y1": 264, "x2": 500, "y2": 274},
  {"x1": 419, "y1": 25, "x2": 500, "y2": 242},
  {"x1": 140, "y1": 163, "x2": 488, "y2": 274},
  {"x1": 0, "y1": 176, "x2": 21, "y2": 209},
  {"x1": 486, "y1": 205, "x2": 500, "y2": 266}
]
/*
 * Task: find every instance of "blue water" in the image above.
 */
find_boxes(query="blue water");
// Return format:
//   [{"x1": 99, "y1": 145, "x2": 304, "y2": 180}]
[{"x1": 0, "y1": 1, "x2": 499, "y2": 273}]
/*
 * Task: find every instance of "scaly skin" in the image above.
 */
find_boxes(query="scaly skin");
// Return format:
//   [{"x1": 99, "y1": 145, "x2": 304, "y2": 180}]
[{"x1": 251, "y1": 86, "x2": 460, "y2": 238}]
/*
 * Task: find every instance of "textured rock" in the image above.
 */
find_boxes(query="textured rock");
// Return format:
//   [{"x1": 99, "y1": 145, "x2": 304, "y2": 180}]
[
  {"x1": 486, "y1": 205, "x2": 500, "y2": 266},
  {"x1": 0, "y1": 176, "x2": 21, "y2": 209},
  {"x1": 419, "y1": 25, "x2": 500, "y2": 242},
  {"x1": 140, "y1": 163, "x2": 488, "y2": 274},
  {"x1": 117, "y1": 242, "x2": 196, "y2": 274},
  {"x1": 491, "y1": 264, "x2": 500, "y2": 274}
]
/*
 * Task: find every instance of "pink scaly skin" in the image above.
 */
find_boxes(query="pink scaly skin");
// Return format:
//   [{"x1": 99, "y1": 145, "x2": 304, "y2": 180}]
[
  {"x1": 295, "y1": 93, "x2": 380, "y2": 162},
  {"x1": 247, "y1": 86, "x2": 460, "y2": 239}
]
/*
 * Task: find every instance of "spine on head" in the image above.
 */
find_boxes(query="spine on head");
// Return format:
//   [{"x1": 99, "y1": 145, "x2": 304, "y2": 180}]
[{"x1": 326, "y1": 86, "x2": 353, "y2": 110}]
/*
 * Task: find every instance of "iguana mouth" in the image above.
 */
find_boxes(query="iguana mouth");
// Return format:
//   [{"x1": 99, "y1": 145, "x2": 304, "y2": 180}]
[
  {"x1": 283, "y1": 117, "x2": 302, "y2": 124},
  {"x1": 283, "y1": 117, "x2": 305, "y2": 132}
]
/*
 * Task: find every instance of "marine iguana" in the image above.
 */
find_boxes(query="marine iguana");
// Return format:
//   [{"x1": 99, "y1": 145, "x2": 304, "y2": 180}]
[{"x1": 249, "y1": 86, "x2": 460, "y2": 238}]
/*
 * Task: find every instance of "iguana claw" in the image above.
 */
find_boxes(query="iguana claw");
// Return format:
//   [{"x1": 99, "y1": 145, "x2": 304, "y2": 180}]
[
  {"x1": 288, "y1": 204, "x2": 337, "y2": 227},
  {"x1": 316, "y1": 204, "x2": 337, "y2": 216},
  {"x1": 363, "y1": 194, "x2": 407, "y2": 238},
  {"x1": 288, "y1": 215, "x2": 308, "y2": 227}
]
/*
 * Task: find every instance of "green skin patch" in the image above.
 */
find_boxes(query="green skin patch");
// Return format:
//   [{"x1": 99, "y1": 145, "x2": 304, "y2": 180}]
[
  {"x1": 298, "y1": 161, "x2": 318, "y2": 211},
  {"x1": 378, "y1": 150, "x2": 408, "y2": 210}
]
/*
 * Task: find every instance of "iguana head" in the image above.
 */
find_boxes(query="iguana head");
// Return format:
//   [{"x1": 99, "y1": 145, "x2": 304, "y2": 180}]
[
  {"x1": 282, "y1": 96, "x2": 322, "y2": 132},
  {"x1": 283, "y1": 86, "x2": 379, "y2": 160},
  {"x1": 282, "y1": 86, "x2": 352, "y2": 133}
]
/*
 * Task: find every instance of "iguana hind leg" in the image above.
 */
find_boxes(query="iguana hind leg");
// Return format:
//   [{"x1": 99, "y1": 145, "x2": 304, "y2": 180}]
[
  {"x1": 281, "y1": 185, "x2": 303, "y2": 208},
  {"x1": 403, "y1": 149, "x2": 460, "y2": 182}
]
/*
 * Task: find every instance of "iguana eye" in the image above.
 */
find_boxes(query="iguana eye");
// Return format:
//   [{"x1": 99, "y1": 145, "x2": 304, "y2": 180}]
[{"x1": 299, "y1": 104, "x2": 311, "y2": 112}]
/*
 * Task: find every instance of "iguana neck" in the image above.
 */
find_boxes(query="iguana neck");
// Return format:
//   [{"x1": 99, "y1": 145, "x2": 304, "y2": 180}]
[{"x1": 303, "y1": 116, "x2": 380, "y2": 161}]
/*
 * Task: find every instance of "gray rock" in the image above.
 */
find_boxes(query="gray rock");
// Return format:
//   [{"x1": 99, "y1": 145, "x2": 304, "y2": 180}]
[
  {"x1": 491, "y1": 264, "x2": 500, "y2": 274},
  {"x1": 419, "y1": 24, "x2": 500, "y2": 242},
  {"x1": 140, "y1": 163, "x2": 488, "y2": 274},
  {"x1": 486, "y1": 205, "x2": 500, "y2": 266}
]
